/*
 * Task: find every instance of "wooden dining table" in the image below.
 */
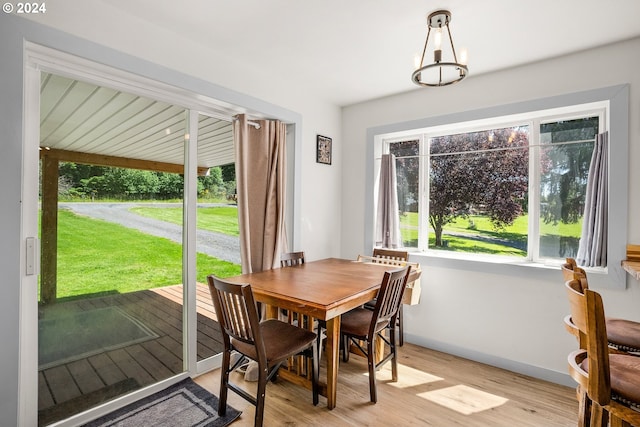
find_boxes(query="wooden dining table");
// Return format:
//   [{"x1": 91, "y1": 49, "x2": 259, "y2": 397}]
[{"x1": 224, "y1": 257, "x2": 394, "y2": 409}]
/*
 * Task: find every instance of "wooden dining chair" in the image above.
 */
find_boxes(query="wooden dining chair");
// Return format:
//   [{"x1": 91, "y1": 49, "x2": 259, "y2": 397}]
[
  {"x1": 279, "y1": 251, "x2": 325, "y2": 354},
  {"x1": 207, "y1": 275, "x2": 319, "y2": 427},
  {"x1": 364, "y1": 248, "x2": 410, "y2": 346},
  {"x1": 562, "y1": 258, "x2": 640, "y2": 354},
  {"x1": 565, "y1": 279, "x2": 640, "y2": 427},
  {"x1": 371, "y1": 248, "x2": 409, "y2": 263},
  {"x1": 341, "y1": 266, "x2": 411, "y2": 403},
  {"x1": 280, "y1": 251, "x2": 305, "y2": 267}
]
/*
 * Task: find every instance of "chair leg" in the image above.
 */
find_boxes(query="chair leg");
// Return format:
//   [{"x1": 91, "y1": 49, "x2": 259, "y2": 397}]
[
  {"x1": 398, "y1": 306, "x2": 404, "y2": 346},
  {"x1": 312, "y1": 340, "x2": 319, "y2": 406},
  {"x1": 576, "y1": 386, "x2": 591, "y2": 427},
  {"x1": 254, "y1": 365, "x2": 269, "y2": 427},
  {"x1": 218, "y1": 349, "x2": 231, "y2": 416},
  {"x1": 367, "y1": 337, "x2": 377, "y2": 403},
  {"x1": 390, "y1": 317, "x2": 398, "y2": 382},
  {"x1": 589, "y1": 401, "x2": 608, "y2": 427},
  {"x1": 342, "y1": 335, "x2": 350, "y2": 362},
  {"x1": 316, "y1": 322, "x2": 324, "y2": 362}
]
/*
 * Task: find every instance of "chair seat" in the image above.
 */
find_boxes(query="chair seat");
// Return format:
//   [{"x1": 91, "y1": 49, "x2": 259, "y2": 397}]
[
  {"x1": 581, "y1": 353, "x2": 640, "y2": 404},
  {"x1": 232, "y1": 319, "x2": 317, "y2": 365},
  {"x1": 341, "y1": 307, "x2": 389, "y2": 338},
  {"x1": 606, "y1": 317, "x2": 640, "y2": 351}
]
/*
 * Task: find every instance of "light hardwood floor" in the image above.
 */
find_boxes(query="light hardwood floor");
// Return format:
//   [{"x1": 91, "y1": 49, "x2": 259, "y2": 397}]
[{"x1": 195, "y1": 343, "x2": 578, "y2": 426}]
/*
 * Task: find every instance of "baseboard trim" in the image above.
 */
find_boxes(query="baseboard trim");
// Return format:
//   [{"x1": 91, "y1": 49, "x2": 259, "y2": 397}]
[{"x1": 406, "y1": 335, "x2": 575, "y2": 388}]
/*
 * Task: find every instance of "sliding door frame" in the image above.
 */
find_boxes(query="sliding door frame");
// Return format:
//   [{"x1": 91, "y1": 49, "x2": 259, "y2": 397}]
[{"x1": 21, "y1": 42, "x2": 294, "y2": 426}]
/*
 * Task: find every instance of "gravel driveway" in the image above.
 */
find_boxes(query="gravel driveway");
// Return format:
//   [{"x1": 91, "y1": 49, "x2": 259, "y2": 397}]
[{"x1": 59, "y1": 202, "x2": 241, "y2": 265}]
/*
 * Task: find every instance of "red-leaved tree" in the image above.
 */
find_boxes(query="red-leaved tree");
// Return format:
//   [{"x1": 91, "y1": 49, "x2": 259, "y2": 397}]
[{"x1": 429, "y1": 127, "x2": 529, "y2": 246}]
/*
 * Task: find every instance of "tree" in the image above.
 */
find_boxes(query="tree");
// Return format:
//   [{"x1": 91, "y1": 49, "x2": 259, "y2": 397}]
[
  {"x1": 389, "y1": 140, "x2": 420, "y2": 215},
  {"x1": 429, "y1": 127, "x2": 529, "y2": 246},
  {"x1": 57, "y1": 161, "x2": 238, "y2": 201},
  {"x1": 198, "y1": 166, "x2": 223, "y2": 198},
  {"x1": 220, "y1": 163, "x2": 235, "y2": 182},
  {"x1": 156, "y1": 172, "x2": 183, "y2": 199},
  {"x1": 539, "y1": 117, "x2": 598, "y2": 225}
]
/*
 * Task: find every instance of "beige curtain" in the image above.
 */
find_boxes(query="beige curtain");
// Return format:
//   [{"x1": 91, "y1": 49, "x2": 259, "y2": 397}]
[
  {"x1": 375, "y1": 154, "x2": 402, "y2": 248},
  {"x1": 234, "y1": 114, "x2": 287, "y2": 273}
]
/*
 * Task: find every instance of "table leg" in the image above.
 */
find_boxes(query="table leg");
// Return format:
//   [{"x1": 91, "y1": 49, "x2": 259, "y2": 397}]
[{"x1": 325, "y1": 316, "x2": 340, "y2": 410}]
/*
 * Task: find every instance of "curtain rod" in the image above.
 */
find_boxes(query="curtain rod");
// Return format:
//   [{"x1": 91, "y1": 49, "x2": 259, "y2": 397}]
[
  {"x1": 232, "y1": 116, "x2": 261, "y2": 129},
  {"x1": 377, "y1": 137, "x2": 596, "y2": 160},
  {"x1": 198, "y1": 110, "x2": 261, "y2": 129}
]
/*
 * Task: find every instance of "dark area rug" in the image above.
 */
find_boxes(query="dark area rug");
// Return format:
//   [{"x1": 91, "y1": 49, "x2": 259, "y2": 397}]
[{"x1": 82, "y1": 378, "x2": 241, "y2": 427}]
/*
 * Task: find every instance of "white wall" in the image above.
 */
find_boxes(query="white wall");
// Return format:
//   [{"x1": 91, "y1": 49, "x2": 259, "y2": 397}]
[
  {"x1": 341, "y1": 37, "x2": 640, "y2": 385},
  {"x1": 0, "y1": 11, "x2": 342, "y2": 426}
]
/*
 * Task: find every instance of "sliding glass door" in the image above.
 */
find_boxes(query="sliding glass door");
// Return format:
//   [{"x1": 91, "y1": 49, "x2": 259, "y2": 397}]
[
  {"x1": 37, "y1": 72, "x2": 188, "y2": 425},
  {"x1": 22, "y1": 42, "x2": 282, "y2": 427},
  {"x1": 194, "y1": 113, "x2": 241, "y2": 371}
]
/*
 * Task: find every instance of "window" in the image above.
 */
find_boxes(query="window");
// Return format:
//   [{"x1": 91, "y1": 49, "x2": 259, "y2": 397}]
[
  {"x1": 383, "y1": 105, "x2": 605, "y2": 264},
  {"x1": 366, "y1": 85, "x2": 628, "y2": 287}
]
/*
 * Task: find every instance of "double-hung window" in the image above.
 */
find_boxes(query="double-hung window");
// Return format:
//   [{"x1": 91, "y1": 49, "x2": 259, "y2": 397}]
[{"x1": 383, "y1": 103, "x2": 606, "y2": 264}]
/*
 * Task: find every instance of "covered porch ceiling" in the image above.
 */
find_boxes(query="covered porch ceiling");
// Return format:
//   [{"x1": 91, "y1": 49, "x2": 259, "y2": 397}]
[{"x1": 39, "y1": 72, "x2": 235, "y2": 173}]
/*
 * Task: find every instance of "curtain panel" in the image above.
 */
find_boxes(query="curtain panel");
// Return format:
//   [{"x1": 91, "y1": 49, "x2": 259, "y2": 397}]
[
  {"x1": 375, "y1": 153, "x2": 402, "y2": 248},
  {"x1": 234, "y1": 114, "x2": 287, "y2": 273},
  {"x1": 576, "y1": 131, "x2": 608, "y2": 268}
]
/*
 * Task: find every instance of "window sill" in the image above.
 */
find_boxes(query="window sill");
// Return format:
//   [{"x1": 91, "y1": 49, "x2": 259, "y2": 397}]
[
  {"x1": 622, "y1": 245, "x2": 640, "y2": 281},
  {"x1": 622, "y1": 260, "x2": 640, "y2": 281},
  {"x1": 405, "y1": 250, "x2": 618, "y2": 287}
]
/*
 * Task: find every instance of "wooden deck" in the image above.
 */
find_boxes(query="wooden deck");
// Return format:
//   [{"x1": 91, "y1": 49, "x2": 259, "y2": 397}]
[{"x1": 38, "y1": 283, "x2": 222, "y2": 426}]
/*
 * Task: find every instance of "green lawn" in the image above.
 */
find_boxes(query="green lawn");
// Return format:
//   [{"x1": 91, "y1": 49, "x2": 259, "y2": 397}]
[
  {"x1": 131, "y1": 206, "x2": 239, "y2": 236},
  {"x1": 399, "y1": 211, "x2": 582, "y2": 256},
  {"x1": 54, "y1": 210, "x2": 241, "y2": 300}
]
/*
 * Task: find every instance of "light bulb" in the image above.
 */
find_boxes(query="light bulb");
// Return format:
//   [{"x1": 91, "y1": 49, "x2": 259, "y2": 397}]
[
  {"x1": 434, "y1": 28, "x2": 442, "y2": 50},
  {"x1": 459, "y1": 48, "x2": 468, "y2": 65},
  {"x1": 414, "y1": 54, "x2": 422, "y2": 69}
]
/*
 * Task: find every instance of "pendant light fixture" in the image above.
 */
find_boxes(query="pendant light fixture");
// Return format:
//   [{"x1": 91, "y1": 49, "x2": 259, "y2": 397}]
[{"x1": 412, "y1": 10, "x2": 468, "y2": 87}]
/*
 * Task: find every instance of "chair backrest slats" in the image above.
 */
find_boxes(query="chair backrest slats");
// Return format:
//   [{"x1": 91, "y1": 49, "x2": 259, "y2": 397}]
[
  {"x1": 208, "y1": 276, "x2": 264, "y2": 353},
  {"x1": 281, "y1": 251, "x2": 305, "y2": 267},
  {"x1": 372, "y1": 248, "x2": 409, "y2": 265},
  {"x1": 371, "y1": 266, "x2": 411, "y2": 335}
]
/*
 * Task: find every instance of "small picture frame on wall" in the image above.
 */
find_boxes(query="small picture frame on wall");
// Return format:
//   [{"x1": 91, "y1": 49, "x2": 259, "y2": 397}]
[{"x1": 316, "y1": 135, "x2": 332, "y2": 165}]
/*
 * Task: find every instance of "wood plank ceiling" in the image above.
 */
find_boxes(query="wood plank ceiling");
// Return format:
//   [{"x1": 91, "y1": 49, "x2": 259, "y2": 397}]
[{"x1": 39, "y1": 72, "x2": 235, "y2": 171}]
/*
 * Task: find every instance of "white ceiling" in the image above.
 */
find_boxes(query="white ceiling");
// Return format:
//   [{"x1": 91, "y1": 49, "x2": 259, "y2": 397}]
[
  {"x1": 96, "y1": 0, "x2": 640, "y2": 106},
  {"x1": 40, "y1": 73, "x2": 235, "y2": 169}
]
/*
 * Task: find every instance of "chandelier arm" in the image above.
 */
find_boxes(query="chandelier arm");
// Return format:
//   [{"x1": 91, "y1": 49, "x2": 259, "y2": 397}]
[
  {"x1": 419, "y1": 26, "x2": 432, "y2": 68},
  {"x1": 445, "y1": 23, "x2": 459, "y2": 64}
]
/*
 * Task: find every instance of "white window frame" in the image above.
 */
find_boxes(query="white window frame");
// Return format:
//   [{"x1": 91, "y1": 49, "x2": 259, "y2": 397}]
[
  {"x1": 366, "y1": 85, "x2": 629, "y2": 289},
  {"x1": 385, "y1": 104, "x2": 606, "y2": 264}
]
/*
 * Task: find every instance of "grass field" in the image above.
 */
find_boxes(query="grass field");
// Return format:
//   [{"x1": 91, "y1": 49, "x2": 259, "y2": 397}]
[
  {"x1": 130, "y1": 205, "x2": 239, "y2": 235},
  {"x1": 399, "y1": 211, "x2": 582, "y2": 257},
  {"x1": 54, "y1": 210, "x2": 241, "y2": 300}
]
